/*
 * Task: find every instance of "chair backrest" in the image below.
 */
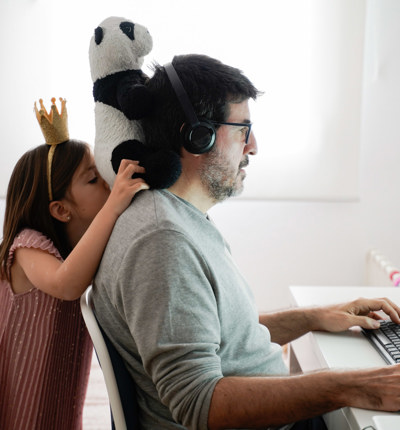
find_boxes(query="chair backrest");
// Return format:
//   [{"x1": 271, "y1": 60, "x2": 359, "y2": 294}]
[{"x1": 80, "y1": 286, "x2": 139, "y2": 430}]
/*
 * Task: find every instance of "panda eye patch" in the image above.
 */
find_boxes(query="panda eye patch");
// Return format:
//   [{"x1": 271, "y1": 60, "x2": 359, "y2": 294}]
[
  {"x1": 94, "y1": 26, "x2": 103, "y2": 45},
  {"x1": 120, "y1": 22, "x2": 135, "y2": 40}
]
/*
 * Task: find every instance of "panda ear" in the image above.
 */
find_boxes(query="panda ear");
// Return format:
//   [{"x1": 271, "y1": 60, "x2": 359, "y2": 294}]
[{"x1": 94, "y1": 26, "x2": 103, "y2": 45}]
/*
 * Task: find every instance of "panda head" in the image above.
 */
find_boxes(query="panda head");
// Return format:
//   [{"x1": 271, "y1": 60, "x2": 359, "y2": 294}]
[{"x1": 89, "y1": 16, "x2": 153, "y2": 82}]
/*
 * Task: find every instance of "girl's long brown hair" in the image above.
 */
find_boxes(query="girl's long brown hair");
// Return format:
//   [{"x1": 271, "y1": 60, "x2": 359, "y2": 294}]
[{"x1": 0, "y1": 140, "x2": 88, "y2": 282}]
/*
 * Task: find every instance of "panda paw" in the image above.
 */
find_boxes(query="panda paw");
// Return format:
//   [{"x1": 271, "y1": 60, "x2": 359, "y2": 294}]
[{"x1": 111, "y1": 140, "x2": 181, "y2": 189}]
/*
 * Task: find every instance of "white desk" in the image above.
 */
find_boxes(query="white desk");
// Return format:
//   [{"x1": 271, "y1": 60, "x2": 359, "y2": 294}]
[{"x1": 289, "y1": 286, "x2": 400, "y2": 430}]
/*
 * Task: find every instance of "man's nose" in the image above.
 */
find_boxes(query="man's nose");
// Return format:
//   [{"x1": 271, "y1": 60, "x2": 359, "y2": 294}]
[{"x1": 245, "y1": 131, "x2": 257, "y2": 155}]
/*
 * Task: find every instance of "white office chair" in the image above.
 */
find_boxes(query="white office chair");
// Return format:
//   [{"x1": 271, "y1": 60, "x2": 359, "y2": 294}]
[{"x1": 80, "y1": 286, "x2": 127, "y2": 430}]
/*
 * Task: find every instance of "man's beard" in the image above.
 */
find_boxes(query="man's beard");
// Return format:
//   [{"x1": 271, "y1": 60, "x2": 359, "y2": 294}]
[{"x1": 199, "y1": 147, "x2": 249, "y2": 203}]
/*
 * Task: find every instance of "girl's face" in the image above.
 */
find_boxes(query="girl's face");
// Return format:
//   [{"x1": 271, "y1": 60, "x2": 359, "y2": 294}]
[{"x1": 65, "y1": 150, "x2": 110, "y2": 230}]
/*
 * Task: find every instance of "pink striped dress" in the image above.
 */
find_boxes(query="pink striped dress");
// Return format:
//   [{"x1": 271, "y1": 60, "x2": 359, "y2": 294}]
[{"x1": 0, "y1": 229, "x2": 93, "y2": 429}]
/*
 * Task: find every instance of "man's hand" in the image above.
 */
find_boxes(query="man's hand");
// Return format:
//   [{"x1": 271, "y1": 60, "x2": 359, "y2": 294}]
[
  {"x1": 260, "y1": 297, "x2": 400, "y2": 345},
  {"x1": 313, "y1": 297, "x2": 400, "y2": 332}
]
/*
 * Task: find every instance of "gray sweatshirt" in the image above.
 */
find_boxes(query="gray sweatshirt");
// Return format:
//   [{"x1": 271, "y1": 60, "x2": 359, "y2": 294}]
[{"x1": 93, "y1": 189, "x2": 289, "y2": 430}]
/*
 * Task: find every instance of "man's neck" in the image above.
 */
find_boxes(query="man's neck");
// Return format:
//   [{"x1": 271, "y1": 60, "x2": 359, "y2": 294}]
[{"x1": 167, "y1": 173, "x2": 215, "y2": 214}]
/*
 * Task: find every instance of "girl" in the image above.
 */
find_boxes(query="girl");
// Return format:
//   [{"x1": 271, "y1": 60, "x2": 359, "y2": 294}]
[{"x1": 0, "y1": 136, "x2": 148, "y2": 429}]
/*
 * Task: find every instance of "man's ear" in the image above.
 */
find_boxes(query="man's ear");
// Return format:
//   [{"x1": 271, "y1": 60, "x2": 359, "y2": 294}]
[
  {"x1": 49, "y1": 201, "x2": 71, "y2": 223},
  {"x1": 180, "y1": 146, "x2": 202, "y2": 158}
]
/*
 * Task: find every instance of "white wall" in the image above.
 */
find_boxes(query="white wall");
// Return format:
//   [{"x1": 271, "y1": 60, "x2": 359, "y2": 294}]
[
  {"x1": 209, "y1": 0, "x2": 400, "y2": 310},
  {"x1": 359, "y1": 0, "x2": 400, "y2": 271},
  {"x1": 1, "y1": 0, "x2": 399, "y2": 311},
  {"x1": 209, "y1": 200, "x2": 366, "y2": 311},
  {"x1": 1, "y1": 0, "x2": 363, "y2": 201}
]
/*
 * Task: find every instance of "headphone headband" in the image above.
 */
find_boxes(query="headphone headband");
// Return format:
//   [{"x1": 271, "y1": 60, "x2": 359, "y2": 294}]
[
  {"x1": 164, "y1": 63, "x2": 199, "y2": 128},
  {"x1": 164, "y1": 62, "x2": 216, "y2": 154}
]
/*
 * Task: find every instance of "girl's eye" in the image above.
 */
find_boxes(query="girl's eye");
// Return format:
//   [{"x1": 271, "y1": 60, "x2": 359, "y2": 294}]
[{"x1": 88, "y1": 176, "x2": 98, "y2": 184}]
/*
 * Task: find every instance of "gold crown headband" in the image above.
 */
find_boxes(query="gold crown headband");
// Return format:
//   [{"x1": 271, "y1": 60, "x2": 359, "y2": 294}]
[{"x1": 34, "y1": 97, "x2": 69, "y2": 201}]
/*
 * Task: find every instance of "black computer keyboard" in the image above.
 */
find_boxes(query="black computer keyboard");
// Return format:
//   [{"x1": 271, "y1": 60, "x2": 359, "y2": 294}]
[{"x1": 362, "y1": 320, "x2": 400, "y2": 364}]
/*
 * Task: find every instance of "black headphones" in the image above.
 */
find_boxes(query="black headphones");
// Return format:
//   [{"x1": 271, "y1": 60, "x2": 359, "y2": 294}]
[{"x1": 164, "y1": 62, "x2": 216, "y2": 154}]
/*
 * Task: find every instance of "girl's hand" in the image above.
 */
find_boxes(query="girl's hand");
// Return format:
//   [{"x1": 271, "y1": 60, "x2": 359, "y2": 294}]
[{"x1": 106, "y1": 159, "x2": 149, "y2": 217}]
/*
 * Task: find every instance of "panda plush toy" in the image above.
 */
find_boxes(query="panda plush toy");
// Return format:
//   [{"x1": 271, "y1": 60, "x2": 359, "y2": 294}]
[{"x1": 89, "y1": 16, "x2": 181, "y2": 188}]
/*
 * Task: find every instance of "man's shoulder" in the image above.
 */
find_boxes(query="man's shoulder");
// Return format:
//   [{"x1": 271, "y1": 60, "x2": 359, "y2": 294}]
[
  {"x1": 122, "y1": 189, "x2": 174, "y2": 217},
  {"x1": 103, "y1": 189, "x2": 205, "y2": 264},
  {"x1": 111, "y1": 189, "x2": 212, "y2": 248},
  {"x1": 113, "y1": 189, "x2": 186, "y2": 236},
  {"x1": 123, "y1": 189, "x2": 200, "y2": 223}
]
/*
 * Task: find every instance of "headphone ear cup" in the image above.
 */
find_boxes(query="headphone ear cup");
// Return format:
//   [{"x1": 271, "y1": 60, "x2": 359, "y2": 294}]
[{"x1": 181, "y1": 120, "x2": 216, "y2": 154}]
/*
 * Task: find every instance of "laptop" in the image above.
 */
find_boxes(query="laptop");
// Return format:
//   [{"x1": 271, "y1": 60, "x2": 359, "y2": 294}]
[{"x1": 373, "y1": 415, "x2": 400, "y2": 430}]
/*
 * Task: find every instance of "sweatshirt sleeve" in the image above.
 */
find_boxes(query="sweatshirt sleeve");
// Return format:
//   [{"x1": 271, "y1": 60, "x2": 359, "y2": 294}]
[{"x1": 116, "y1": 228, "x2": 224, "y2": 430}]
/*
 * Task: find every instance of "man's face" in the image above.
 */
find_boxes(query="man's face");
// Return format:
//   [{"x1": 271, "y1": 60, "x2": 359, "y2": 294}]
[{"x1": 199, "y1": 100, "x2": 257, "y2": 202}]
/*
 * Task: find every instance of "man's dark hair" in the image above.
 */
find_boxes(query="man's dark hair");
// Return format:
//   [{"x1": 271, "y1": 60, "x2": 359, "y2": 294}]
[{"x1": 142, "y1": 54, "x2": 260, "y2": 154}]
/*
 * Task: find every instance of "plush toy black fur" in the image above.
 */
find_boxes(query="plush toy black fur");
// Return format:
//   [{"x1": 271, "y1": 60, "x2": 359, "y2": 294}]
[
  {"x1": 93, "y1": 70, "x2": 153, "y2": 121},
  {"x1": 112, "y1": 141, "x2": 182, "y2": 189}
]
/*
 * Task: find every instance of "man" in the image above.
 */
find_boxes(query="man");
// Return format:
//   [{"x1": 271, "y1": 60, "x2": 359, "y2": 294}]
[{"x1": 93, "y1": 54, "x2": 400, "y2": 430}]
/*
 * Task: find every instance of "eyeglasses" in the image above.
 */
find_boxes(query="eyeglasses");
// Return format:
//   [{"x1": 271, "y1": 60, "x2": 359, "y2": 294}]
[{"x1": 210, "y1": 121, "x2": 253, "y2": 144}]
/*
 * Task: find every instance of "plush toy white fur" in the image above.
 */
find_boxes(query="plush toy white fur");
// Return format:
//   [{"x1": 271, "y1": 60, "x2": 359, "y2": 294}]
[{"x1": 89, "y1": 16, "x2": 153, "y2": 187}]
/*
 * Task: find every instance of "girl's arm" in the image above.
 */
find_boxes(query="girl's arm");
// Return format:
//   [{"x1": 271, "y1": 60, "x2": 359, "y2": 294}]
[{"x1": 15, "y1": 160, "x2": 149, "y2": 300}]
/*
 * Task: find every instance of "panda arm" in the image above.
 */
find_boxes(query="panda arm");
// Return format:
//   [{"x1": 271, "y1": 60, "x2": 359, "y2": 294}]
[{"x1": 117, "y1": 74, "x2": 153, "y2": 120}]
